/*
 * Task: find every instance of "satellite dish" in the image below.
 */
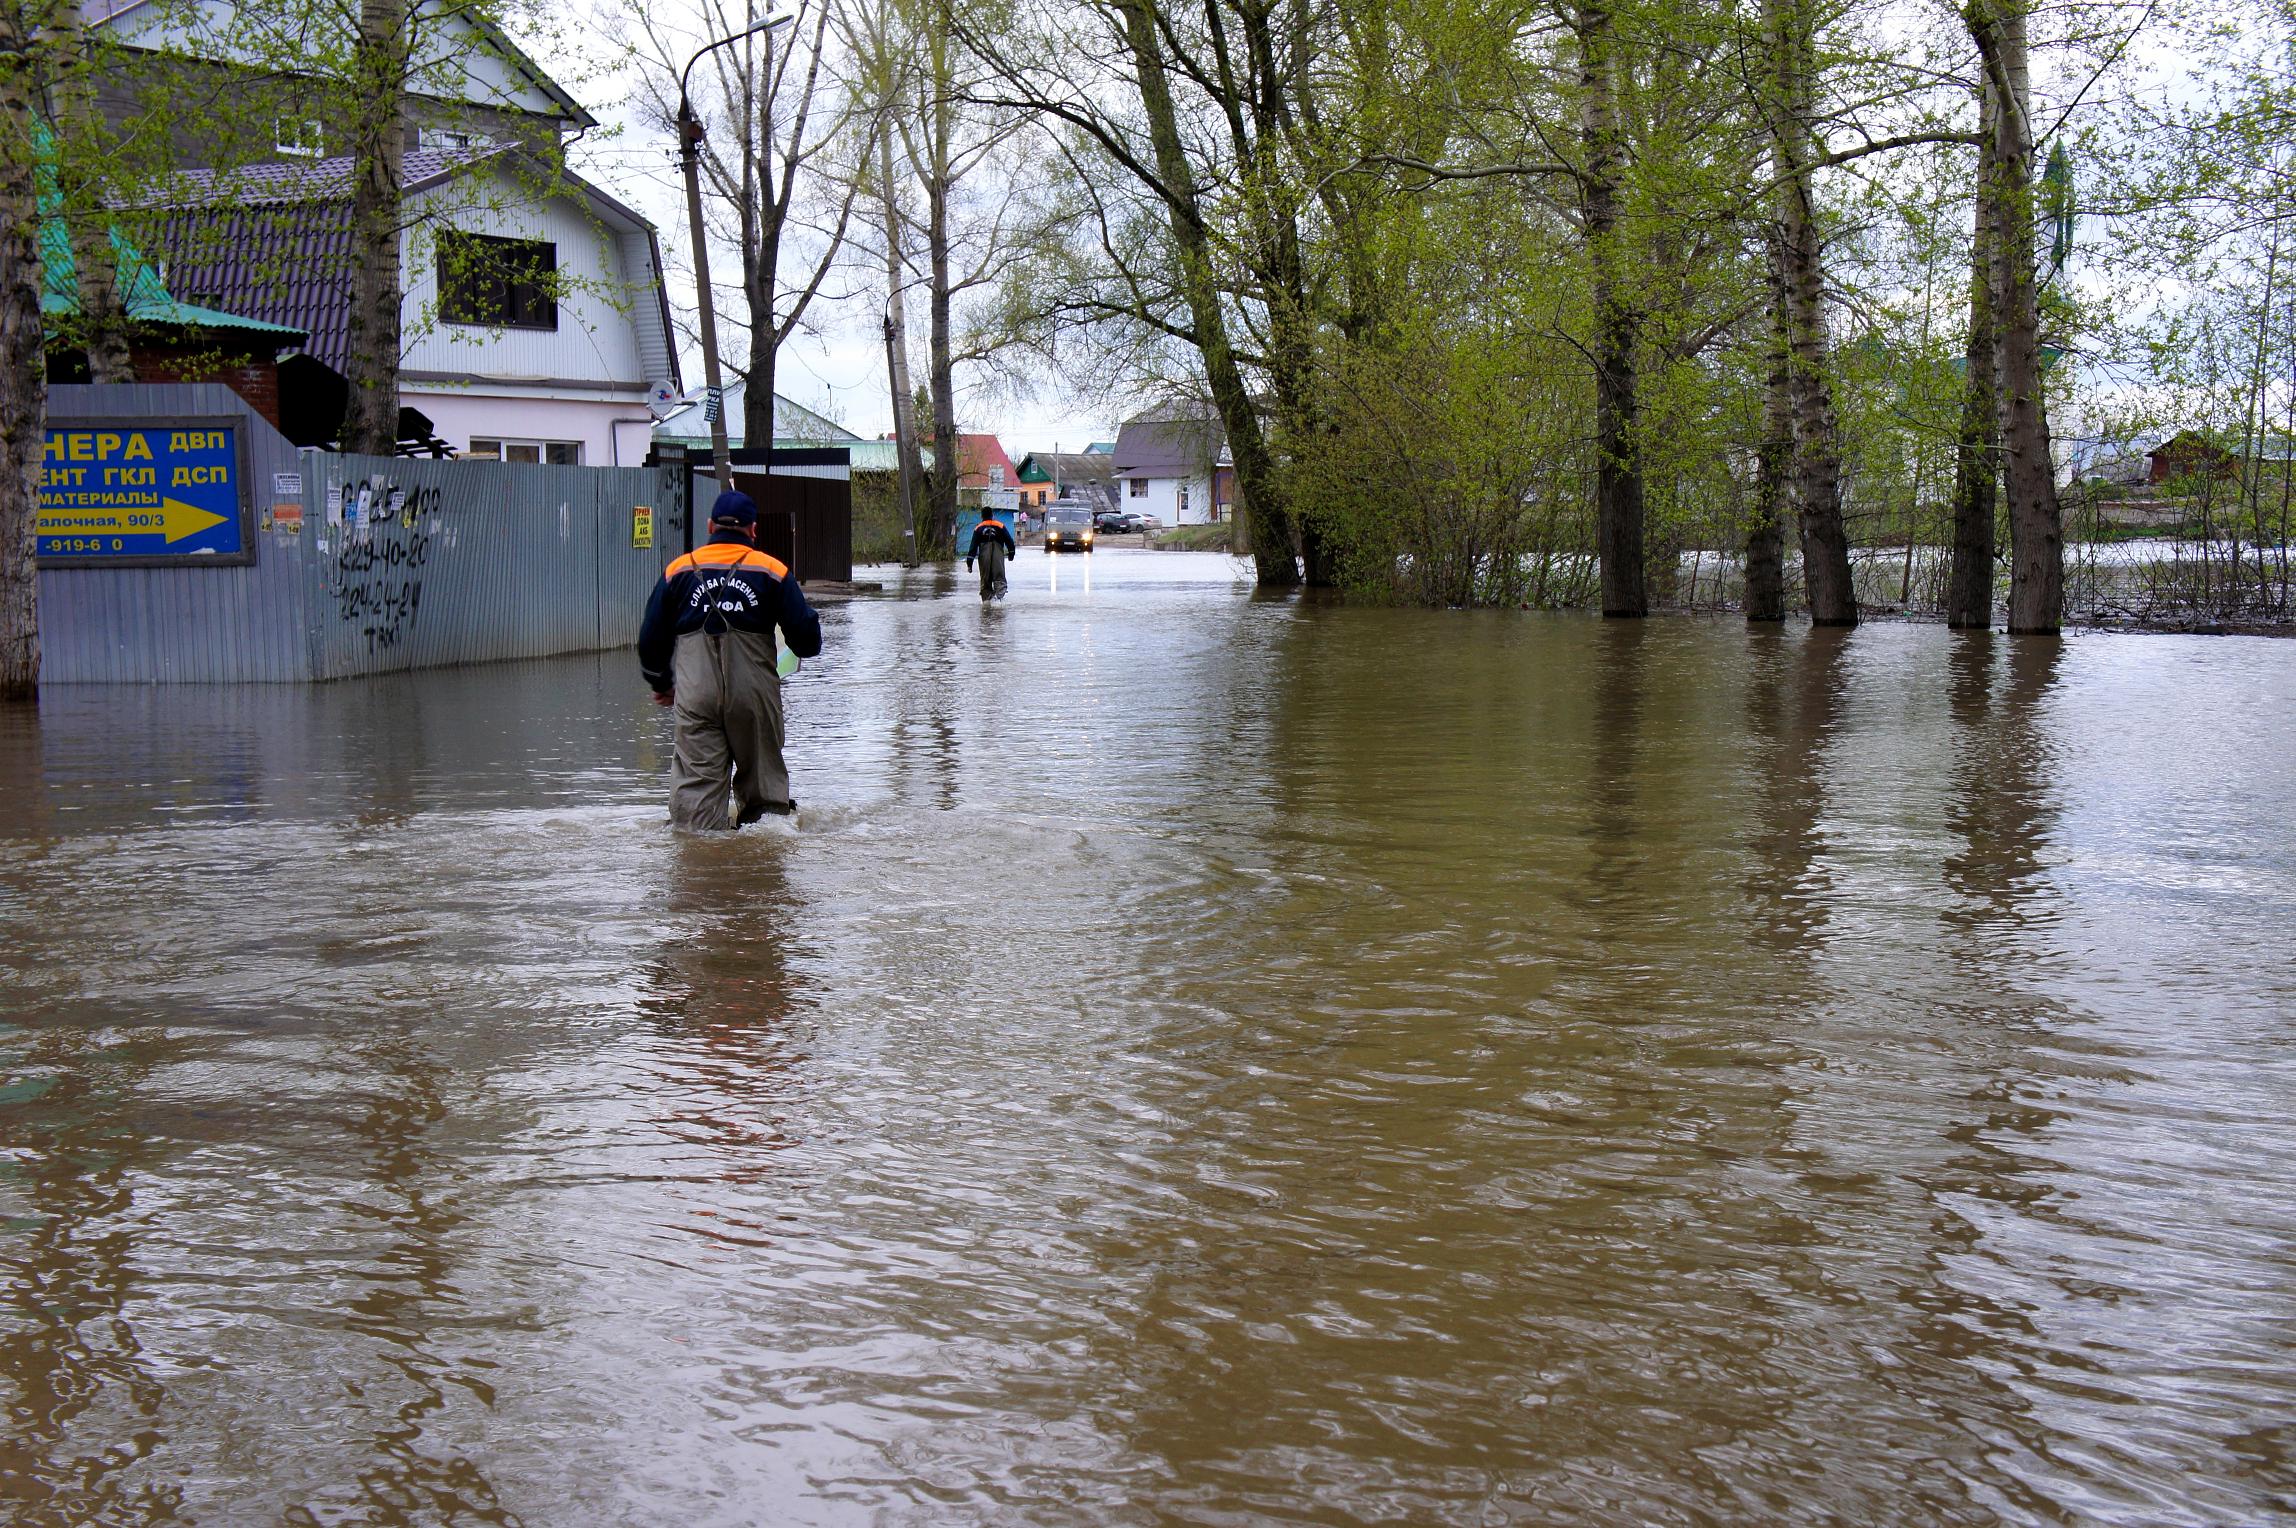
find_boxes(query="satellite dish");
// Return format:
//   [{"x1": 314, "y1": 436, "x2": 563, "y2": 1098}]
[{"x1": 647, "y1": 378, "x2": 679, "y2": 413}]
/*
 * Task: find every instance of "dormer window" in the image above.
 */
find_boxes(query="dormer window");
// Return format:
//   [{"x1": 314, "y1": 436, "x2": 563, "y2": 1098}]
[{"x1": 275, "y1": 115, "x2": 324, "y2": 156}]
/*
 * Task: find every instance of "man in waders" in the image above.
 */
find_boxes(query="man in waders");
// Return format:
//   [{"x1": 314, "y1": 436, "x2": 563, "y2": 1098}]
[
  {"x1": 638, "y1": 490, "x2": 823, "y2": 830},
  {"x1": 966, "y1": 512, "x2": 1016, "y2": 601}
]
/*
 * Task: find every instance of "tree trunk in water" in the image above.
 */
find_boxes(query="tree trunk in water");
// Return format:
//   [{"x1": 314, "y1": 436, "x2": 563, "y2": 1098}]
[
  {"x1": 1780, "y1": 193, "x2": 1855, "y2": 625},
  {"x1": 1746, "y1": 320, "x2": 1792, "y2": 622},
  {"x1": 1767, "y1": 0, "x2": 1856, "y2": 626},
  {"x1": 1238, "y1": 8, "x2": 1320, "y2": 584},
  {"x1": 1944, "y1": 79, "x2": 2000, "y2": 629},
  {"x1": 339, "y1": 0, "x2": 407, "y2": 455},
  {"x1": 1578, "y1": 0, "x2": 1642, "y2": 617},
  {"x1": 1119, "y1": 0, "x2": 1299, "y2": 586},
  {"x1": 0, "y1": 0, "x2": 48, "y2": 699},
  {"x1": 1979, "y1": 0, "x2": 2062, "y2": 634}
]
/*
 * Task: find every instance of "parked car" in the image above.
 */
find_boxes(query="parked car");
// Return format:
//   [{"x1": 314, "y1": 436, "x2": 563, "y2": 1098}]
[
  {"x1": 1044, "y1": 504, "x2": 1095, "y2": 552},
  {"x1": 1093, "y1": 508, "x2": 1129, "y2": 535}
]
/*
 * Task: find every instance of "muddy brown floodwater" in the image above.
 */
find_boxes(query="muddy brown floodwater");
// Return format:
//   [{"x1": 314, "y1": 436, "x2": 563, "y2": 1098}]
[{"x1": 1, "y1": 549, "x2": 2294, "y2": 1526}]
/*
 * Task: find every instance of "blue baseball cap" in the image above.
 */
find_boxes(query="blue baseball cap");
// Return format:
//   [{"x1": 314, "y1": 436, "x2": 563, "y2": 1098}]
[{"x1": 710, "y1": 490, "x2": 759, "y2": 527}]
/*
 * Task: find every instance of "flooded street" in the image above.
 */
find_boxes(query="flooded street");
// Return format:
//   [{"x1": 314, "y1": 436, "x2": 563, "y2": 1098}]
[{"x1": 2, "y1": 548, "x2": 2294, "y2": 1525}]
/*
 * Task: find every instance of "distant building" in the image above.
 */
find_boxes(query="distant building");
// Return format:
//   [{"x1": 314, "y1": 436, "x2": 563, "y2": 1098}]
[
  {"x1": 2146, "y1": 431, "x2": 2295, "y2": 486},
  {"x1": 1110, "y1": 412, "x2": 1232, "y2": 526},
  {"x1": 955, "y1": 434, "x2": 1020, "y2": 508},
  {"x1": 1016, "y1": 450, "x2": 1116, "y2": 513},
  {"x1": 657, "y1": 380, "x2": 859, "y2": 447}
]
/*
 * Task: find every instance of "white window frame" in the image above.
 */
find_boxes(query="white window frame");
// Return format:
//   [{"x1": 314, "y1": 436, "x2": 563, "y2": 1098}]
[
  {"x1": 421, "y1": 127, "x2": 480, "y2": 152},
  {"x1": 465, "y1": 437, "x2": 583, "y2": 465},
  {"x1": 275, "y1": 115, "x2": 324, "y2": 157}
]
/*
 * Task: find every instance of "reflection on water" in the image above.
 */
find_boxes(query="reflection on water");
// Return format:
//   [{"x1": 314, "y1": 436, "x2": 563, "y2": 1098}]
[{"x1": 1, "y1": 551, "x2": 2294, "y2": 1525}]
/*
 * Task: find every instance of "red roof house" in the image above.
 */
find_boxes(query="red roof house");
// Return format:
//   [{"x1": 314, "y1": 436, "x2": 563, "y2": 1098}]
[{"x1": 954, "y1": 433, "x2": 1017, "y2": 492}]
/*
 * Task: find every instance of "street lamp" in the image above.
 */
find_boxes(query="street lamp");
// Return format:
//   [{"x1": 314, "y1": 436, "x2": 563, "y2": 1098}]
[{"x1": 678, "y1": 14, "x2": 792, "y2": 490}]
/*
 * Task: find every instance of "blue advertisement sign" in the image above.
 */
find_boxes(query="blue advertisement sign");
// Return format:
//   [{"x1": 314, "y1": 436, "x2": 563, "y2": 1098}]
[{"x1": 37, "y1": 419, "x2": 253, "y2": 566}]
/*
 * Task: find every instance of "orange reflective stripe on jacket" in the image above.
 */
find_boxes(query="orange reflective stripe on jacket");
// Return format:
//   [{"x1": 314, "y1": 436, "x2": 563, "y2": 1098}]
[{"x1": 664, "y1": 543, "x2": 790, "y2": 580}]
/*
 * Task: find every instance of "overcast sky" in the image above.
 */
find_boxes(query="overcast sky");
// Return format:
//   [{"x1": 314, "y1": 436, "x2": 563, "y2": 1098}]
[
  {"x1": 549, "y1": 0, "x2": 2233, "y2": 453},
  {"x1": 556, "y1": 8, "x2": 1118, "y2": 453}
]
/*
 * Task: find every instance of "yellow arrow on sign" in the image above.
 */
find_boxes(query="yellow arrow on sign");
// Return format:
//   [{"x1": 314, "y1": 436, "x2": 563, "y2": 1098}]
[{"x1": 36, "y1": 496, "x2": 230, "y2": 543}]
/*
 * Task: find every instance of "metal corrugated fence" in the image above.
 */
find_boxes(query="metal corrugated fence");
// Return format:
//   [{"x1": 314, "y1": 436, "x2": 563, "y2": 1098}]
[{"x1": 40, "y1": 384, "x2": 687, "y2": 684}]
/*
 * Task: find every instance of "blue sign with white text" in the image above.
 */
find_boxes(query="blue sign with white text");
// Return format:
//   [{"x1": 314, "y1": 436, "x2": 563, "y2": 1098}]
[{"x1": 38, "y1": 423, "x2": 246, "y2": 561}]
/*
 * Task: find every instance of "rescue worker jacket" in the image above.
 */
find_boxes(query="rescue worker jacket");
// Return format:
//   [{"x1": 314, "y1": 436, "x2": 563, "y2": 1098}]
[
  {"x1": 638, "y1": 531, "x2": 823, "y2": 695},
  {"x1": 967, "y1": 518, "x2": 1017, "y2": 563}
]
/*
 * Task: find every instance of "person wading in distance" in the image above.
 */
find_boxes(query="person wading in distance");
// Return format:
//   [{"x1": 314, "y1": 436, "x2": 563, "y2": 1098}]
[
  {"x1": 638, "y1": 490, "x2": 823, "y2": 830},
  {"x1": 966, "y1": 511, "x2": 1017, "y2": 601}
]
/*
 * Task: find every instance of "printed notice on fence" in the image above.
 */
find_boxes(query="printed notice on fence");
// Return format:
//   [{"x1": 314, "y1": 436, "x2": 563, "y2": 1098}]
[{"x1": 37, "y1": 422, "x2": 249, "y2": 565}]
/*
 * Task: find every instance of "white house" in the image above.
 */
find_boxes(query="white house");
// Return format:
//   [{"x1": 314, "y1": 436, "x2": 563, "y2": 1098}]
[
  {"x1": 399, "y1": 151, "x2": 678, "y2": 467},
  {"x1": 652, "y1": 381, "x2": 860, "y2": 450},
  {"x1": 157, "y1": 147, "x2": 680, "y2": 464},
  {"x1": 1109, "y1": 412, "x2": 1234, "y2": 526},
  {"x1": 98, "y1": 0, "x2": 678, "y2": 463}
]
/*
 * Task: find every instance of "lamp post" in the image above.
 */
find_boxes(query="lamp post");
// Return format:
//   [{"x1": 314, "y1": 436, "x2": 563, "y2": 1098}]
[{"x1": 678, "y1": 14, "x2": 791, "y2": 491}]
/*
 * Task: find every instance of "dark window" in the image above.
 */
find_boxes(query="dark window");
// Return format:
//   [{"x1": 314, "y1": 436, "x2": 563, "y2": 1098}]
[{"x1": 438, "y1": 231, "x2": 558, "y2": 330}]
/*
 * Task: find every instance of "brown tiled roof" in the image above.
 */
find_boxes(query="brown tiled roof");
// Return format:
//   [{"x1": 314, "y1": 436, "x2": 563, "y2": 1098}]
[
  {"x1": 150, "y1": 146, "x2": 511, "y2": 373},
  {"x1": 158, "y1": 201, "x2": 357, "y2": 370}
]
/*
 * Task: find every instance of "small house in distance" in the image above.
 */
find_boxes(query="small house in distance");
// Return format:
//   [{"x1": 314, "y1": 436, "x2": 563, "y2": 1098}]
[
  {"x1": 956, "y1": 434, "x2": 1018, "y2": 503},
  {"x1": 2146, "y1": 431, "x2": 2296, "y2": 485},
  {"x1": 1110, "y1": 411, "x2": 1232, "y2": 525},
  {"x1": 653, "y1": 381, "x2": 859, "y2": 452},
  {"x1": 1017, "y1": 450, "x2": 1116, "y2": 514}
]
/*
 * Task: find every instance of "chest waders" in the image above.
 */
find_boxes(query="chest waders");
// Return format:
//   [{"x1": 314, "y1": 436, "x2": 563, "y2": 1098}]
[
  {"x1": 668, "y1": 573, "x2": 792, "y2": 830},
  {"x1": 979, "y1": 535, "x2": 1008, "y2": 600}
]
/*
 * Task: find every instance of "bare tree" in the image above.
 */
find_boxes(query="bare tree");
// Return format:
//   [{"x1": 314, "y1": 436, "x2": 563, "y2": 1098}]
[{"x1": 621, "y1": 0, "x2": 865, "y2": 450}]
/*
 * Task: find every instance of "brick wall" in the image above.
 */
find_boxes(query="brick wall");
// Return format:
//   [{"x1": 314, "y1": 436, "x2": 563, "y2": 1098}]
[{"x1": 130, "y1": 345, "x2": 283, "y2": 431}]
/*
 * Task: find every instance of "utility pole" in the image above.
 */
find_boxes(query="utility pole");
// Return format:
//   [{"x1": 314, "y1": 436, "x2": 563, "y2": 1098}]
[
  {"x1": 679, "y1": 15, "x2": 791, "y2": 491},
  {"x1": 878, "y1": 131, "x2": 923, "y2": 565}
]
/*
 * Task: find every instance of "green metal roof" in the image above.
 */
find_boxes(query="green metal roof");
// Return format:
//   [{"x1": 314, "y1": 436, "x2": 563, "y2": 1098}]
[{"x1": 38, "y1": 134, "x2": 305, "y2": 341}]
